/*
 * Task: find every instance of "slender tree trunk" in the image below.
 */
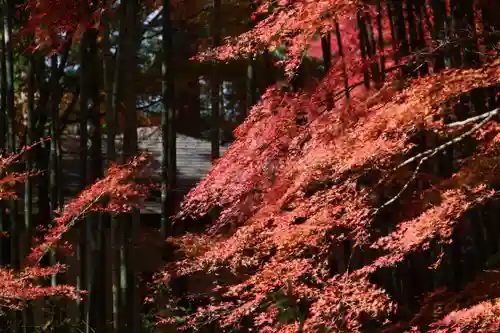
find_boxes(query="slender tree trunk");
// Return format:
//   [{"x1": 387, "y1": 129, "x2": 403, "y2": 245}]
[
  {"x1": 2, "y1": 0, "x2": 14, "y2": 155},
  {"x1": 321, "y1": 32, "x2": 335, "y2": 109},
  {"x1": 375, "y1": 0, "x2": 386, "y2": 81},
  {"x1": 404, "y1": 0, "x2": 423, "y2": 76},
  {"x1": 101, "y1": 0, "x2": 118, "y2": 330},
  {"x1": 49, "y1": 54, "x2": 63, "y2": 217},
  {"x1": 24, "y1": 53, "x2": 34, "y2": 267},
  {"x1": 3, "y1": 0, "x2": 19, "y2": 330},
  {"x1": 162, "y1": 0, "x2": 176, "y2": 237},
  {"x1": 246, "y1": 59, "x2": 258, "y2": 114},
  {"x1": 49, "y1": 53, "x2": 65, "y2": 333},
  {"x1": 103, "y1": 7, "x2": 115, "y2": 166},
  {"x1": 393, "y1": 0, "x2": 409, "y2": 59},
  {"x1": 246, "y1": 0, "x2": 259, "y2": 111},
  {"x1": 0, "y1": 0, "x2": 6, "y2": 269},
  {"x1": 120, "y1": 1, "x2": 140, "y2": 331},
  {"x1": 364, "y1": 12, "x2": 382, "y2": 85},
  {"x1": 79, "y1": 30, "x2": 89, "y2": 332},
  {"x1": 33, "y1": 57, "x2": 50, "y2": 258},
  {"x1": 415, "y1": 1, "x2": 429, "y2": 75},
  {"x1": 388, "y1": 0, "x2": 409, "y2": 77},
  {"x1": 211, "y1": 0, "x2": 221, "y2": 160},
  {"x1": 334, "y1": 20, "x2": 350, "y2": 100},
  {"x1": 321, "y1": 33, "x2": 331, "y2": 73},
  {"x1": 431, "y1": 0, "x2": 449, "y2": 70},
  {"x1": 111, "y1": 3, "x2": 127, "y2": 331},
  {"x1": 357, "y1": 11, "x2": 370, "y2": 88},
  {"x1": 385, "y1": 0, "x2": 398, "y2": 65},
  {"x1": 21, "y1": 43, "x2": 36, "y2": 333},
  {"x1": 85, "y1": 27, "x2": 105, "y2": 333},
  {"x1": 405, "y1": 0, "x2": 418, "y2": 52},
  {"x1": 121, "y1": 2, "x2": 139, "y2": 161},
  {"x1": 450, "y1": 0, "x2": 478, "y2": 67},
  {"x1": 3, "y1": 0, "x2": 18, "y2": 271}
]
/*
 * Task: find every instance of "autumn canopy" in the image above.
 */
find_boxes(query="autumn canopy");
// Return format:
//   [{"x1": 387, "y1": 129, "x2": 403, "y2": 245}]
[
  {"x1": 153, "y1": 0, "x2": 500, "y2": 331},
  {"x1": 2, "y1": 0, "x2": 500, "y2": 331}
]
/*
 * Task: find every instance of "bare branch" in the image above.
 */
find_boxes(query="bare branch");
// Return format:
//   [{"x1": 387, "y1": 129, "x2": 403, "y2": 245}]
[
  {"x1": 445, "y1": 108, "x2": 500, "y2": 128},
  {"x1": 375, "y1": 108, "x2": 499, "y2": 188},
  {"x1": 372, "y1": 110, "x2": 497, "y2": 215}
]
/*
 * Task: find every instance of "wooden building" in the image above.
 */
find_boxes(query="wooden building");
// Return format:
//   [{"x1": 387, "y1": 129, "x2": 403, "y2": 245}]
[{"x1": 20, "y1": 126, "x2": 229, "y2": 214}]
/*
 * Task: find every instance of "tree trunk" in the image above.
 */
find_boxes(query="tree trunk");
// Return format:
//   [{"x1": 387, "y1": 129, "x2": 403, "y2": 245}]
[
  {"x1": 391, "y1": 0, "x2": 409, "y2": 60},
  {"x1": 321, "y1": 33, "x2": 331, "y2": 73},
  {"x1": 162, "y1": 0, "x2": 177, "y2": 237},
  {"x1": 120, "y1": 1, "x2": 140, "y2": 331},
  {"x1": 321, "y1": 32, "x2": 335, "y2": 109},
  {"x1": 33, "y1": 55, "x2": 51, "y2": 249},
  {"x1": 21, "y1": 43, "x2": 36, "y2": 333},
  {"x1": 334, "y1": 20, "x2": 350, "y2": 100},
  {"x1": 3, "y1": 0, "x2": 18, "y2": 271},
  {"x1": 357, "y1": 11, "x2": 370, "y2": 88},
  {"x1": 415, "y1": 1, "x2": 429, "y2": 75},
  {"x1": 430, "y1": 0, "x2": 449, "y2": 70},
  {"x1": 111, "y1": 3, "x2": 127, "y2": 331},
  {"x1": 79, "y1": 30, "x2": 89, "y2": 332},
  {"x1": 450, "y1": 0, "x2": 478, "y2": 67},
  {"x1": 49, "y1": 53, "x2": 65, "y2": 333},
  {"x1": 375, "y1": 0, "x2": 386, "y2": 81},
  {"x1": 246, "y1": 59, "x2": 258, "y2": 114},
  {"x1": 49, "y1": 54, "x2": 63, "y2": 216},
  {"x1": 101, "y1": 0, "x2": 118, "y2": 330},
  {"x1": 211, "y1": 0, "x2": 221, "y2": 160},
  {"x1": 0, "y1": 0, "x2": 6, "y2": 269},
  {"x1": 364, "y1": 12, "x2": 382, "y2": 86},
  {"x1": 3, "y1": 0, "x2": 20, "y2": 330},
  {"x1": 86, "y1": 27, "x2": 105, "y2": 333}
]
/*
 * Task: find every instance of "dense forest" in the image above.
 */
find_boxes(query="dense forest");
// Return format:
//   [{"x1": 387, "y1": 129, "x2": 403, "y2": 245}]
[{"x1": 1, "y1": 0, "x2": 500, "y2": 332}]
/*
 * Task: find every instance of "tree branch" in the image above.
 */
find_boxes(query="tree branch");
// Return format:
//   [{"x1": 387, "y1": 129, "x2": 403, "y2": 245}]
[
  {"x1": 445, "y1": 108, "x2": 500, "y2": 128},
  {"x1": 372, "y1": 110, "x2": 497, "y2": 215}
]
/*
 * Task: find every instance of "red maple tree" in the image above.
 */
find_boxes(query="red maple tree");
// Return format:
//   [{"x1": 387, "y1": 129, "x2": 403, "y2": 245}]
[
  {"x1": 0, "y1": 149, "x2": 152, "y2": 309},
  {"x1": 153, "y1": 0, "x2": 500, "y2": 332}
]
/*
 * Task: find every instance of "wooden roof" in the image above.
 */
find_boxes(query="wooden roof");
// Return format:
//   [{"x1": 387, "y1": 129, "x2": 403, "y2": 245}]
[{"x1": 20, "y1": 126, "x2": 229, "y2": 214}]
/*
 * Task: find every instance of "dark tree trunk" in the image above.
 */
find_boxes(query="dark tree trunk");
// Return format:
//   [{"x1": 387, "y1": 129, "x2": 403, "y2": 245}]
[
  {"x1": 450, "y1": 0, "x2": 478, "y2": 67},
  {"x1": 321, "y1": 33, "x2": 332, "y2": 73},
  {"x1": 211, "y1": 0, "x2": 221, "y2": 160},
  {"x1": 357, "y1": 11, "x2": 371, "y2": 88},
  {"x1": 3, "y1": 0, "x2": 18, "y2": 272},
  {"x1": 246, "y1": 59, "x2": 258, "y2": 114},
  {"x1": 161, "y1": 0, "x2": 177, "y2": 237},
  {"x1": 334, "y1": 20, "x2": 350, "y2": 100},
  {"x1": 24, "y1": 52, "x2": 34, "y2": 262},
  {"x1": 111, "y1": 3, "x2": 127, "y2": 331},
  {"x1": 364, "y1": 11, "x2": 382, "y2": 85},
  {"x1": 431, "y1": 0, "x2": 449, "y2": 70},
  {"x1": 101, "y1": 0, "x2": 117, "y2": 330},
  {"x1": 376, "y1": 0, "x2": 386, "y2": 81},
  {"x1": 389, "y1": 0, "x2": 409, "y2": 72},
  {"x1": 33, "y1": 56, "x2": 51, "y2": 246},
  {"x1": 79, "y1": 30, "x2": 90, "y2": 332},
  {"x1": 120, "y1": 1, "x2": 140, "y2": 331},
  {"x1": 86, "y1": 27, "x2": 105, "y2": 333},
  {"x1": 49, "y1": 53, "x2": 65, "y2": 333},
  {"x1": 0, "y1": 0, "x2": 6, "y2": 268}
]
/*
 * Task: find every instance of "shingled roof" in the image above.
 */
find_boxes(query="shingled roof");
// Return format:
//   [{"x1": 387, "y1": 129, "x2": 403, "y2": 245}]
[{"x1": 20, "y1": 126, "x2": 229, "y2": 214}]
